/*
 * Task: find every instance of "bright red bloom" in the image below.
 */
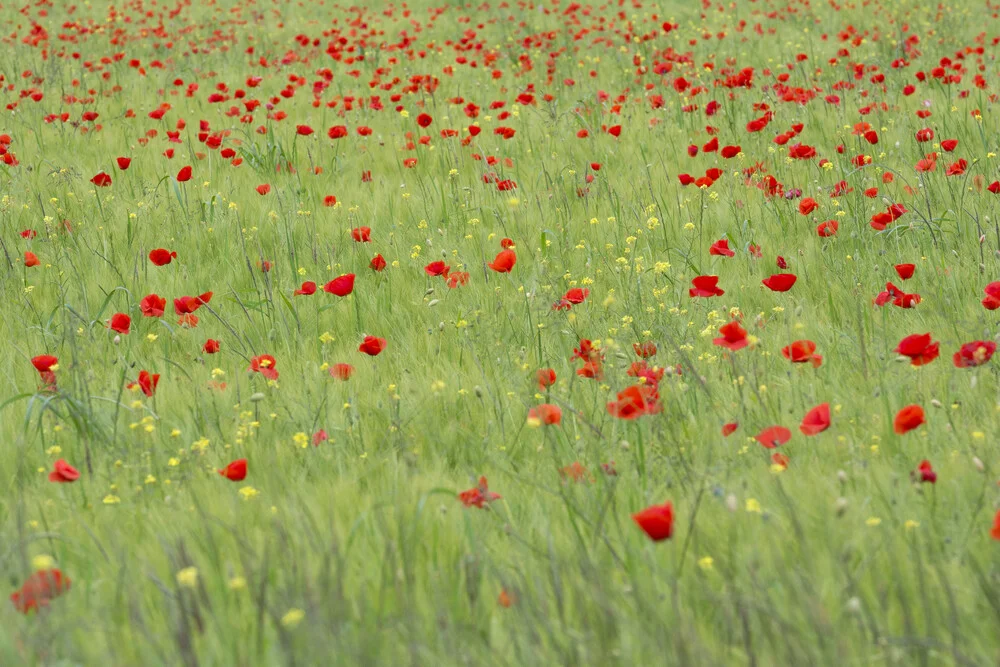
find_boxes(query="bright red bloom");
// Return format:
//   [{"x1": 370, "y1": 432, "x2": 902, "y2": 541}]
[
  {"x1": 537, "y1": 368, "x2": 556, "y2": 390},
  {"x1": 755, "y1": 426, "x2": 792, "y2": 448},
  {"x1": 458, "y1": 476, "x2": 501, "y2": 508},
  {"x1": 782, "y1": 340, "x2": 822, "y2": 368},
  {"x1": 324, "y1": 274, "x2": 355, "y2": 297},
  {"x1": 762, "y1": 274, "x2": 797, "y2": 292},
  {"x1": 351, "y1": 227, "x2": 371, "y2": 242},
  {"x1": 248, "y1": 355, "x2": 279, "y2": 380},
  {"x1": 713, "y1": 321, "x2": 749, "y2": 351},
  {"x1": 447, "y1": 272, "x2": 470, "y2": 288},
  {"x1": 90, "y1": 172, "x2": 112, "y2": 187},
  {"x1": 913, "y1": 460, "x2": 937, "y2": 484},
  {"x1": 500, "y1": 237, "x2": 516, "y2": 249},
  {"x1": 370, "y1": 254, "x2": 387, "y2": 272},
  {"x1": 488, "y1": 249, "x2": 517, "y2": 273},
  {"x1": 10, "y1": 569, "x2": 71, "y2": 614},
  {"x1": 425, "y1": 261, "x2": 450, "y2": 277},
  {"x1": 203, "y1": 339, "x2": 220, "y2": 354},
  {"x1": 564, "y1": 288, "x2": 589, "y2": 304},
  {"x1": 527, "y1": 404, "x2": 562, "y2": 425},
  {"x1": 953, "y1": 341, "x2": 996, "y2": 368},
  {"x1": 256, "y1": 184, "x2": 271, "y2": 196},
  {"x1": 689, "y1": 275, "x2": 724, "y2": 297},
  {"x1": 871, "y1": 203, "x2": 907, "y2": 230},
  {"x1": 895, "y1": 333, "x2": 939, "y2": 366},
  {"x1": 109, "y1": 313, "x2": 131, "y2": 334},
  {"x1": 895, "y1": 264, "x2": 916, "y2": 280},
  {"x1": 176, "y1": 165, "x2": 192, "y2": 182},
  {"x1": 116, "y1": 157, "x2": 131, "y2": 170},
  {"x1": 330, "y1": 363, "x2": 355, "y2": 380},
  {"x1": 174, "y1": 292, "x2": 213, "y2": 315},
  {"x1": 294, "y1": 281, "x2": 317, "y2": 296},
  {"x1": 894, "y1": 405, "x2": 926, "y2": 434},
  {"x1": 633, "y1": 341, "x2": 657, "y2": 358},
  {"x1": 31, "y1": 355, "x2": 58, "y2": 376},
  {"x1": 296, "y1": 124, "x2": 314, "y2": 136},
  {"x1": 991, "y1": 510, "x2": 1000, "y2": 540},
  {"x1": 816, "y1": 220, "x2": 838, "y2": 237},
  {"x1": 140, "y1": 294, "x2": 166, "y2": 318},
  {"x1": 148, "y1": 248, "x2": 177, "y2": 266},
  {"x1": 710, "y1": 239, "x2": 735, "y2": 257},
  {"x1": 982, "y1": 282, "x2": 1000, "y2": 310},
  {"x1": 218, "y1": 459, "x2": 247, "y2": 481},
  {"x1": 632, "y1": 501, "x2": 674, "y2": 541},
  {"x1": 800, "y1": 403, "x2": 831, "y2": 436},
  {"x1": 48, "y1": 459, "x2": 80, "y2": 483},
  {"x1": 606, "y1": 385, "x2": 661, "y2": 419},
  {"x1": 798, "y1": 197, "x2": 819, "y2": 215},
  {"x1": 136, "y1": 370, "x2": 159, "y2": 397},
  {"x1": 722, "y1": 422, "x2": 738, "y2": 437},
  {"x1": 359, "y1": 335, "x2": 387, "y2": 356},
  {"x1": 24, "y1": 251, "x2": 39, "y2": 267},
  {"x1": 417, "y1": 113, "x2": 433, "y2": 128}
]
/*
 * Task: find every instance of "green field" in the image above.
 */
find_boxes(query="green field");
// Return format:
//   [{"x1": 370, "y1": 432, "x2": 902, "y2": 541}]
[{"x1": 2, "y1": 0, "x2": 1000, "y2": 664}]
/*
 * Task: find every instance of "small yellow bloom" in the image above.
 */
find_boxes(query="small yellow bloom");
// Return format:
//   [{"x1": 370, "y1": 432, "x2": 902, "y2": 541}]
[
  {"x1": 866, "y1": 517, "x2": 882, "y2": 527},
  {"x1": 176, "y1": 567, "x2": 199, "y2": 589},
  {"x1": 745, "y1": 498, "x2": 762, "y2": 513},
  {"x1": 697, "y1": 556, "x2": 714, "y2": 571},
  {"x1": 281, "y1": 608, "x2": 305, "y2": 628},
  {"x1": 228, "y1": 576, "x2": 247, "y2": 590},
  {"x1": 32, "y1": 554, "x2": 55, "y2": 570},
  {"x1": 239, "y1": 486, "x2": 259, "y2": 500},
  {"x1": 103, "y1": 494, "x2": 121, "y2": 505}
]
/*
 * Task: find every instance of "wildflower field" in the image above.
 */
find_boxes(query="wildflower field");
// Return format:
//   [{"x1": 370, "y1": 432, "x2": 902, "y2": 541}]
[{"x1": 3, "y1": 0, "x2": 1000, "y2": 663}]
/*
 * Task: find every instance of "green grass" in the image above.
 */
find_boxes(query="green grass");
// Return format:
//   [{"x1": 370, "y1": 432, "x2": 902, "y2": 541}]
[{"x1": 1, "y1": 0, "x2": 1000, "y2": 664}]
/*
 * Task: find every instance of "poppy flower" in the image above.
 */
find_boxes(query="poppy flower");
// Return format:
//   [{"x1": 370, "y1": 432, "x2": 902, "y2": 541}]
[
  {"x1": 203, "y1": 339, "x2": 220, "y2": 354},
  {"x1": 425, "y1": 261, "x2": 450, "y2": 277},
  {"x1": 24, "y1": 251, "x2": 40, "y2": 267},
  {"x1": 713, "y1": 321, "x2": 749, "y2": 351},
  {"x1": 722, "y1": 422, "x2": 738, "y2": 437},
  {"x1": 174, "y1": 292, "x2": 213, "y2": 315},
  {"x1": 953, "y1": 341, "x2": 996, "y2": 368},
  {"x1": 912, "y1": 460, "x2": 937, "y2": 484},
  {"x1": 218, "y1": 459, "x2": 247, "y2": 481},
  {"x1": 328, "y1": 126, "x2": 348, "y2": 139},
  {"x1": 116, "y1": 157, "x2": 131, "y2": 170},
  {"x1": 312, "y1": 430, "x2": 329, "y2": 446},
  {"x1": 31, "y1": 355, "x2": 58, "y2": 377},
  {"x1": 359, "y1": 335, "x2": 386, "y2": 356},
  {"x1": 537, "y1": 368, "x2": 556, "y2": 390},
  {"x1": 370, "y1": 254, "x2": 387, "y2": 272},
  {"x1": 248, "y1": 355, "x2": 279, "y2": 380},
  {"x1": 140, "y1": 294, "x2": 166, "y2": 318},
  {"x1": 351, "y1": 227, "x2": 371, "y2": 242},
  {"x1": 296, "y1": 124, "x2": 314, "y2": 136},
  {"x1": 148, "y1": 248, "x2": 177, "y2": 266},
  {"x1": 500, "y1": 238, "x2": 516, "y2": 249},
  {"x1": 458, "y1": 476, "x2": 501, "y2": 508},
  {"x1": 799, "y1": 403, "x2": 831, "y2": 435},
  {"x1": 798, "y1": 197, "x2": 819, "y2": 215},
  {"x1": 90, "y1": 172, "x2": 112, "y2": 187},
  {"x1": 632, "y1": 501, "x2": 674, "y2": 541},
  {"x1": 895, "y1": 333, "x2": 939, "y2": 366},
  {"x1": 48, "y1": 459, "x2": 80, "y2": 483},
  {"x1": 710, "y1": 239, "x2": 735, "y2": 257},
  {"x1": 871, "y1": 203, "x2": 907, "y2": 230},
  {"x1": 816, "y1": 220, "x2": 838, "y2": 237},
  {"x1": 559, "y1": 462, "x2": 589, "y2": 483},
  {"x1": 991, "y1": 510, "x2": 1000, "y2": 540},
  {"x1": 109, "y1": 313, "x2": 131, "y2": 335},
  {"x1": 894, "y1": 405, "x2": 925, "y2": 434},
  {"x1": 895, "y1": 264, "x2": 915, "y2": 280},
  {"x1": 10, "y1": 569, "x2": 71, "y2": 614},
  {"x1": 755, "y1": 426, "x2": 792, "y2": 448},
  {"x1": 323, "y1": 274, "x2": 355, "y2": 297},
  {"x1": 417, "y1": 113, "x2": 432, "y2": 128},
  {"x1": 256, "y1": 184, "x2": 271, "y2": 196},
  {"x1": 633, "y1": 341, "x2": 657, "y2": 358},
  {"x1": 527, "y1": 404, "x2": 562, "y2": 426},
  {"x1": 176, "y1": 165, "x2": 192, "y2": 182},
  {"x1": 606, "y1": 384, "x2": 661, "y2": 419},
  {"x1": 689, "y1": 275, "x2": 724, "y2": 297},
  {"x1": 488, "y1": 249, "x2": 517, "y2": 273},
  {"x1": 564, "y1": 288, "x2": 589, "y2": 304},
  {"x1": 762, "y1": 274, "x2": 797, "y2": 292},
  {"x1": 294, "y1": 281, "x2": 317, "y2": 296},
  {"x1": 133, "y1": 370, "x2": 159, "y2": 397},
  {"x1": 447, "y1": 272, "x2": 470, "y2": 289},
  {"x1": 330, "y1": 363, "x2": 355, "y2": 380},
  {"x1": 982, "y1": 282, "x2": 1000, "y2": 310},
  {"x1": 782, "y1": 340, "x2": 822, "y2": 368}
]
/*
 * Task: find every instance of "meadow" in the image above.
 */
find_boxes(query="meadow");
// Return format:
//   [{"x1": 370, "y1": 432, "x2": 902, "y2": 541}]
[{"x1": 1, "y1": 0, "x2": 1000, "y2": 664}]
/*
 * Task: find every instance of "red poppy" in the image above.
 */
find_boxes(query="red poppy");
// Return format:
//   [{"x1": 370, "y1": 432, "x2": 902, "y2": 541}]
[
  {"x1": 296, "y1": 124, "x2": 314, "y2": 136},
  {"x1": 721, "y1": 145, "x2": 741, "y2": 158},
  {"x1": 799, "y1": 403, "x2": 831, "y2": 436},
  {"x1": 176, "y1": 165, "x2": 192, "y2": 182},
  {"x1": 313, "y1": 430, "x2": 329, "y2": 446},
  {"x1": 48, "y1": 459, "x2": 80, "y2": 483},
  {"x1": 564, "y1": 288, "x2": 589, "y2": 304},
  {"x1": 953, "y1": 341, "x2": 996, "y2": 368},
  {"x1": 116, "y1": 157, "x2": 131, "y2": 170},
  {"x1": 24, "y1": 251, "x2": 39, "y2": 267},
  {"x1": 982, "y1": 282, "x2": 1000, "y2": 310},
  {"x1": 447, "y1": 272, "x2": 470, "y2": 289},
  {"x1": 991, "y1": 510, "x2": 1000, "y2": 540},
  {"x1": 294, "y1": 281, "x2": 317, "y2": 296},
  {"x1": 626, "y1": 361, "x2": 664, "y2": 387},
  {"x1": 174, "y1": 292, "x2": 213, "y2": 315},
  {"x1": 248, "y1": 355, "x2": 279, "y2": 380},
  {"x1": 895, "y1": 333, "x2": 939, "y2": 366},
  {"x1": 762, "y1": 274, "x2": 797, "y2": 292},
  {"x1": 722, "y1": 422, "x2": 738, "y2": 437},
  {"x1": 632, "y1": 501, "x2": 674, "y2": 541},
  {"x1": 798, "y1": 197, "x2": 819, "y2": 215},
  {"x1": 488, "y1": 249, "x2": 517, "y2": 273},
  {"x1": 912, "y1": 460, "x2": 937, "y2": 484},
  {"x1": 559, "y1": 462, "x2": 589, "y2": 483},
  {"x1": 710, "y1": 239, "x2": 735, "y2": 257},
  {"x1": 425, "y1": 261, "x2": 450, "y2": 277},
  {"x1": 351, "y1": 227, "x2": 371, "y2": 242},
  {"x1": 148, "y1": 248, "x2": 177, "y2": 266},
  {"x1": 109, "y1": 313, "x2": 131, "y2": 334},
  {"x1": 527, "y1": 404, "x2": 562, "y2": 425},
  {"x1": 633, "y1": 341, "x2": 657, "y2": 358},
  {"x1": 323, "y1": 274, "x2": 355, "y2": 297},
  {"x1": 816, "y1": 220, "x2": 838, "y2": 237},
  {"x1": 713, "y1": 321, "x2": 749, "y2": 351},
  {"x1": 31, "y1": 355, "x2": 58, "y2": 382},
  {"x1": 782, "y1": 340, "x2": 822, "y2": 368},
  {"x1": 10, "y1": 569, "x2": 71, "y2": 614},
  {"x1": 359, "y1": 335, "x2": 387, "y2": 356},
  {"x1": 894, "y1": 264, "x2": 915, "y2": 280},
  {"x1": 256, "y1": 184, "x2": 271, "y2": 196},
  {"x1": 328, "y1": 125, "x2": 348, "y2": 139},
  {"x1": 370, "y1": 254, "x2": 387, "y2": 272},
  {"x1": 606, "y1": 385, "x2": 661, "y2": 419},
  {"x1": 218, "y1": 459, "x2": 247, "y2": 481},
  {"x1": 140, "y1": 294, "x2": 166, "y2": 318},
  {"x1": 203, "y1": 339, "x2": 220, "y2": 354},
  {"x1": 537, "y1": 368, "x2": 556, "y2": 390},
  {"x1": 458, "y1": 476, "x2": 501, "y2": 508},
  {"x1": 90, "y1": 172, "x2": 112, "y2": 187},
  {"x1": 417, "y1": 113, "x2": 432, "y2": 127},
  {"x1": 135, "y1": 370, "x2": 159, "y2": 397},
  {"x1": 755, "y1": 426, "x2": 792, "y2": 448},
  {"x1": 500, "y1": 238, "x2": 516, "y2": 249},
  {"x1": 871, "y1": 203, "x2": 907, "y2": 230},
  {"x1": 894, "y1": 405, "x2": 925, "y2": 434},
  {"x1": 330, "y1": 363, "x2": 355, "y2": 380},
  {"x1": 689, "y1": 275, "x2": 724, "y2": 297}
]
